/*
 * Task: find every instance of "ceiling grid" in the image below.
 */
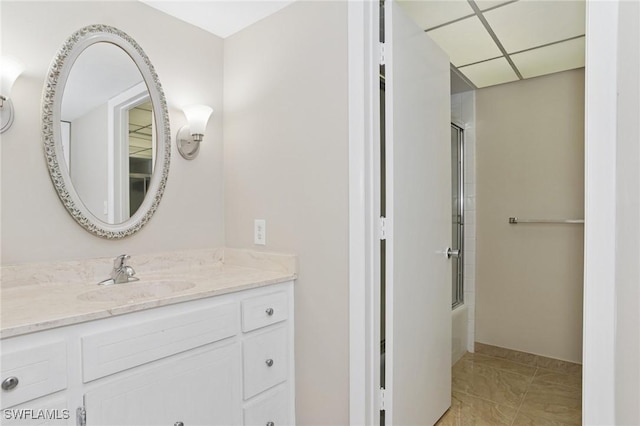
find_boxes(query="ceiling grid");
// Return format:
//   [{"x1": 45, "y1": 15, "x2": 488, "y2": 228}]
[{"x1": 399, "y1": 0, "x2": 586, "y2": 90}]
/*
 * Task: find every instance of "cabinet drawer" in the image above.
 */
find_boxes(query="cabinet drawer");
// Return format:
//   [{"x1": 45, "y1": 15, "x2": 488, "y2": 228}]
[
  {"x1": 1, "y1": 341, "x2": 67, "y2": 409},
  {"x1": 82, "y1": 302, "x2": 238, "y2": 382},
  {"x1": 243, "y1": 326, "x2": 288, "y2": 399},
  {"x1": 242, "y1": 292, "x2": 288, "y2": 332},
  {"x1": 244, "y1": 385, "x2": 290, "y2": 426}
]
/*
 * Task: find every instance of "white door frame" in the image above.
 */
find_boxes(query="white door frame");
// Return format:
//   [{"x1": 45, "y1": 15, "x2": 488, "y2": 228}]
[
  {"x1": 582, "y1": 1, "x2": 618, "y2": 423},
  {"x1": 107, "y1": 81, "x2": 150, "y2": 223},
  {"x1": 348, "y1": 1, "x2": 380, "y2": 424},
  {"x1": 349, "y1": 1, "x2": 624, "y2": 425}
]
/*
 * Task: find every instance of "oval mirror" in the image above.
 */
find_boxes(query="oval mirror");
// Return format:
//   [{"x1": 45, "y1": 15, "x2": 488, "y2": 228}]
[{"x1": 42, "y1": 25, "x2": 170, "y2": 239}]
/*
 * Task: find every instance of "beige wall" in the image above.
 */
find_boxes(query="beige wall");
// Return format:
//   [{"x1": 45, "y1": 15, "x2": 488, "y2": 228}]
[
  {"x1": 475, "y1": 69, "x2": 585, "y2": 363},
  {"x1": 223, "y1": 2, "x2": 349, "y2": 424},
  {"x1": 1, "y1": 1, "x2": 225, "y2": 265}
]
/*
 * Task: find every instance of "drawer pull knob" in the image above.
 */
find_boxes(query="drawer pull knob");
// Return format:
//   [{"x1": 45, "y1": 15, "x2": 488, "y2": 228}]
[
  {"x1": 174, "y1": 422, "x2": 184, "y2": 426},
  {"x1": 265, "y1": 358, "x2": 274, "y2": 367},
  {"x1": 267, "y1": 422, "x2": 275, "y2": 426},
  {"x1": 1, "y1": 376, "x2": 19, "y2": 391},
  {"x1": 266, "y1": 307, "x2": 274, "y2": 316}
]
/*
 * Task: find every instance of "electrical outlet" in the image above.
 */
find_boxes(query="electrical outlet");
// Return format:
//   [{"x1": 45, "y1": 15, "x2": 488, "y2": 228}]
[{"x1": 254, "y1": 219, "x2": 266, "y2": 245}]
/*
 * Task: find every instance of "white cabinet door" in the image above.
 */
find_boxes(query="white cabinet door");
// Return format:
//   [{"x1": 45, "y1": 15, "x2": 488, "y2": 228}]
[
  {"x1": 85, "y1": 343, "x2": 242, "y2": 426},
  {"x1": 384, "y1": 0, "x2": 452, "y2": 424}
]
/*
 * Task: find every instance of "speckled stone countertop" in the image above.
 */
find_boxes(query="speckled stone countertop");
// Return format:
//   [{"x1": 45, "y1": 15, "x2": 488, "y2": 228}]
[{"x1": 0, "y1": 249, "x2": 296, "y2": 339}]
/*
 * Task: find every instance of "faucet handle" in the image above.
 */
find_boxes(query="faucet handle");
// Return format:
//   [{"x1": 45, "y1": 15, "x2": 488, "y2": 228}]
[{"x1": 114, "y1": 254, "x2": 131, "y2": 269}]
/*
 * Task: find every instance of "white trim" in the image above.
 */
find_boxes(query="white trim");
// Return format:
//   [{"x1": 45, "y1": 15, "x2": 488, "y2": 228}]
[
  {"x1": 348, "y1": 1, "x2": 380, "y2": 424},
  {"x1": 107, "y1": 82, "x2": 149, "y2": 223},
  {"x1": 383, "y1": 1, "x2": 394, "y2": 421},
  {"x1": 583, "y1": 1, "x2": 618, "y2": 424},
  {"x1": 348, "y1": 1, "x2": 366, "y2": 423}
]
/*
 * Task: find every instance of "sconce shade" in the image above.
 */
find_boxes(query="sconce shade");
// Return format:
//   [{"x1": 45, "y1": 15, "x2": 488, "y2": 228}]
[
  {"x1": 0, "y1": 56, "x2": 24, "y2": 98},
  {"x1": 0, "y1": 56, "x2": 24, "y2": 133},
  {"x1": 177, "y1": 104, "x2": 213, "y2": 160},
  {"x1": 183, "y1": 105, "x2": 213, "y2": 136}
]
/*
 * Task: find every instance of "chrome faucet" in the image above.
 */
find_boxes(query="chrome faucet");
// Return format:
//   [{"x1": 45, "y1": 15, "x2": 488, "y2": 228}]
[{"x1": 98, "y1": 254, "x2": 139, "y2": 285}]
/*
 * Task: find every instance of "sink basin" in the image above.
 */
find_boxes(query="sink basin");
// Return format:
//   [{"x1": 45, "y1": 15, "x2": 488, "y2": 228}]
[{"x1": 78, "y1": 280, "x2": 196, "y2": 303}]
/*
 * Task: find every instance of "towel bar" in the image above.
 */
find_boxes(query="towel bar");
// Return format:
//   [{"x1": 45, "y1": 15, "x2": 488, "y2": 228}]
[{"x1": 508, "y1": 217, "x2": 584, "y2": 224}]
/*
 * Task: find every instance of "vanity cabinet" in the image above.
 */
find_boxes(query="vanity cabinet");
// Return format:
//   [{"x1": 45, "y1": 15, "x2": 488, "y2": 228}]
[
  {"x1": 0, "y1": 341, "x2": 67, "y2": 410},
  {"x1": 0, "y1": 281, "x2": 294, "y2": 426},
  {"x1": 84, "y1": 343, "x2": 242, "y2": 425}
]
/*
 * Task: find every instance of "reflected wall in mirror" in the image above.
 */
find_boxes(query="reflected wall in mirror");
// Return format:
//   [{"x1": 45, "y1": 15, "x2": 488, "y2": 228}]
[{"x1": 42, "y1": 25, "x2": 170, "y2": 239}]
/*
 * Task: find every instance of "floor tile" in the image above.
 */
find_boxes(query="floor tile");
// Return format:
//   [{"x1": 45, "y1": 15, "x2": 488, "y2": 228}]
[
  {"x1": 452, "y1": 358, "x2": 531, "y2": 408},
  {"x1": 535, "y1": 356, "x2": 583, "y2": 376},
  {"x1": 518, "y1": 381, "x2": 582, "y2": 425},
  {"x1": 461, "y1": 352, "x2": 537, "y2": 378},
  {"x1": 434, "y1": 406, "x2": 458, "y2": 426},
  {"x1": 533, "y1": 368, "x2": 582, "y2": 389},
  {"x1": 449, "y1": 350, "x2": 582, "y2": 426},
  {"x1": 474, "y1": 342, "x2": 538, "y2": 367},
  {"x1": 454, "y1": 391, "x2": 518, "y2": 425},
  {"x1": 512, "y1": 410, "x2": 579, "y2": 425}
]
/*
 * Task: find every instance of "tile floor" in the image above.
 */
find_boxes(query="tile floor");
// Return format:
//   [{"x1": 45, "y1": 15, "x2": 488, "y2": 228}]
[{"x1": 436, "y1": 351, "x2": 582, "y2": 425}]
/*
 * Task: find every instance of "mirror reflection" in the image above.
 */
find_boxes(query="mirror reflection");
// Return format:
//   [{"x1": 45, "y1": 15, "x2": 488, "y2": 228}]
[{"x1": 60, "y1": 42, "x2": 155, "y2": 224}]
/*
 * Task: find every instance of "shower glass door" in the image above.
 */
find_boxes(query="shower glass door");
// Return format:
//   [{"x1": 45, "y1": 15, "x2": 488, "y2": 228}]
[{"x1": 451, "y1": 124, "x2": 464, "y2": 308}]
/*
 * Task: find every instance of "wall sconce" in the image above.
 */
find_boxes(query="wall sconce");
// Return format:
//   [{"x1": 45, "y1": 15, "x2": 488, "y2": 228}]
[
  {"x1": 0, "y1": 56, "x2": 25, "y2": 134},
  {"x1": 176, "y1": 105, "x2": 213, "y2": 160}
]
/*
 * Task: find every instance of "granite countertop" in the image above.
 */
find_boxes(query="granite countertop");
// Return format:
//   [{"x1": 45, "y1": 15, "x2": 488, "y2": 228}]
[{"x1": 0, "y1": 248, "x2": 296, "y2": 339}]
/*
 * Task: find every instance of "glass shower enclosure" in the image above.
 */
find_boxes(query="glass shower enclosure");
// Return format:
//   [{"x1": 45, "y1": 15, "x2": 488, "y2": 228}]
[{"x1": 451, "y1": 123, "x2": 464, "y2": 308}]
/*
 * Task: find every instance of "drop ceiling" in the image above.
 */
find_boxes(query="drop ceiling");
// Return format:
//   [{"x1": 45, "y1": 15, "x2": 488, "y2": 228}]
[
  {"x1": 399, "y1": 0, "x2": 586, "y2": 91},
  {"x1": 141, "y1": 0, "x2": 585, "y2": 92}
]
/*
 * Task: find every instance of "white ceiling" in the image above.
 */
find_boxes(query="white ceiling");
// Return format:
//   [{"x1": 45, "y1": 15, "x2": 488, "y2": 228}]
[
  {"x1": 140, "y1": 0, "x2": 585, "y2": 91},
  {"x1": 141, "y1": 0, "x2": 296, "y2": 38},
  {"x1": 399, "y1": 0, "x2": 586, "y2": 91}
]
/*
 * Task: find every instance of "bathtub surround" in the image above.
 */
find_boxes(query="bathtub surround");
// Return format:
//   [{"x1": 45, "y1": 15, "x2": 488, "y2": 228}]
[
  {"x1": 451, "y1": 90, "x2": 477, "y2": 363},
  {"x1": 451, "y1": 306, "x2": 469, "y2": 365},
  {"x1": 475, "y1": 68, "x2": 585, "y2": 363}
]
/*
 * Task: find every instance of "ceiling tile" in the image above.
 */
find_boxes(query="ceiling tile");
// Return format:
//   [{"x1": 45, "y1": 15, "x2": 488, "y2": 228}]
[
  {"x1": 398, "y1": 0, "x2": 475, "y2": 30},
  {"x1": 427, "y1": 16, "x2": 502, "y2": 67},
  {"x1": 511, "y1": 37, "x2": 585, "y2": 79},
  {"x1": 458, "y1": 57, "x2": 519, "y2": 88},
  {"x1": 484, "y1": 0, "x2": 585, "y2": 53}
]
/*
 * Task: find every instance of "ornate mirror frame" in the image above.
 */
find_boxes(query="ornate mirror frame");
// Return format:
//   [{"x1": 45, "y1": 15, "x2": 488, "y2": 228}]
[{"x1": 42, "y1": 25, "x2": 170, "y2": 239}]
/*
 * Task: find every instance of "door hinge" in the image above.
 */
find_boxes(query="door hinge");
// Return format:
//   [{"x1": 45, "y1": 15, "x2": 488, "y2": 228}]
[
  {"x1": 76, "y1": 407, "x2": 86, "y2": 426},
  {"x1": 379, "y1": 42, "x2": 386, "y2": 65},
  {"x1": 379, "y1": 216, "x2": 387, "y2": 240},
  {"x1": 379, "y1": 387, "x2": 386, "y2": 411}
]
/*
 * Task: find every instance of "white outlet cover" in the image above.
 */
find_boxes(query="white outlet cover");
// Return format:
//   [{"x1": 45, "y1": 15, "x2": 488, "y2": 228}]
[{"x1": 254, "y1": 219, "x2": 266, "y2": 245}]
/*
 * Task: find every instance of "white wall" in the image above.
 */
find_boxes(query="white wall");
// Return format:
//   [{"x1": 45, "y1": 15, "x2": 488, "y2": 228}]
[
  {"x1": 223, "y1": 2, "x2": 350, "y2": 424},
  {"x1": 1, "y1": 1, "x2": 225, "y2": 265},
  {"x1": 70, "y1": 103, "x2": 108, "y2": 221},
  {"x1": 614, "y1": 1, "x2": 640, "y2": 423},
  {"x1": 475, "y1": 69, "x2": 585, "y2": 363}
]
